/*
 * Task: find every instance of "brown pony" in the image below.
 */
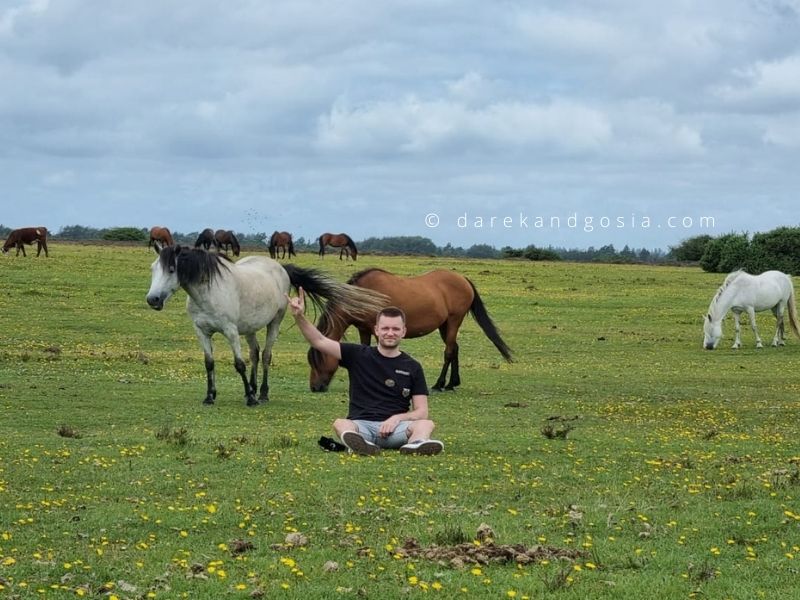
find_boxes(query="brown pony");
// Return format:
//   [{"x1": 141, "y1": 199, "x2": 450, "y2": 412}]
[
  {"x1": 307, "y1": 267, "x2": 513, "y2": 392},
  {"x1": 148, "y1": 226, "x2": 174, "y2": 253},
  {"x1": 2, "y1": 226, "x2": 49, "y2": 257},
  {"x1": 268, "y1": 231, "x2": 296, "y2": 259},
  {"x1": 318, "y1": 232, "x2": 357, "y2": 261},
  {"x1": 194, "y1": 228, "x2": 217, "y2": 251},
  {"x1": 214, "y1": 230, "x2": 240, "y2": 256}
]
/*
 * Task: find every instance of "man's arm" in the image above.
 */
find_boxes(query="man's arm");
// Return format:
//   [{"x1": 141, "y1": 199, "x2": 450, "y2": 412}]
[
  {"x1": 378, "y1": 395, "x2": 429, "y2": 437},
  {"x1": 285, "y1": 287, "x2": 342, "y2": 360}
]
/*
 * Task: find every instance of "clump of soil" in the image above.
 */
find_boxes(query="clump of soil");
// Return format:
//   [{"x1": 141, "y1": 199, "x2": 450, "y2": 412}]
[{"x1": 391, "y1": 537, "x2": 587, "y2": 568}]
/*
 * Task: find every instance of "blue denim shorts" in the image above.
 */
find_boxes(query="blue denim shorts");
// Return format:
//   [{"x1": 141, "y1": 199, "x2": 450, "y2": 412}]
[{"x1": 352, "y1": 419, "x2": 411, "y2": 449}]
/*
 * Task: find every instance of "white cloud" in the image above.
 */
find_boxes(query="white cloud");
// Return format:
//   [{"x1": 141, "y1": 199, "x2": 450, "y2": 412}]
[
  {"x1": 715, "y1": 55, "x2": 800, "y2": 109},
  {"x1": 514, "y1": 8, "x2": 624, "y2": 57},
  {"x1": 315, "y1": 97, "x2": 611, "y2": 155},
  {"x1": 763, "y1": 112, "x2": 800, "y2": 147}
]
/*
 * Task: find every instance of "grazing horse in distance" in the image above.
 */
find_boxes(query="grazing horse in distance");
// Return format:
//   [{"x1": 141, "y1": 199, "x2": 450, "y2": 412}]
[
  {"x1": 214, "y1": 230, "x2": 240, "y2": 256},
  {"x1": 318, "y1": 232, "x2": 358, "y2": 261},
  {"x1": 268, "y1": 231, "x2": 296, "y2": 259},
  {"x1": 195, "y1": 228, "x2": 218, "y2": 251},
  {"x1": 2, "y1": 226, "x2": 49, "y2": 257},
  {"x1": 307, "y1": 267, "x2": 513, "y2": 392},
  {"x1": 145, "y1": 246, "x2": 388, "y2": 406},
  {"x1": 703, "y1": 270, "x2": 800, "y2": 349},
  {"x1": 148, "y1": 226, "x2": 174, "y2": 254}
]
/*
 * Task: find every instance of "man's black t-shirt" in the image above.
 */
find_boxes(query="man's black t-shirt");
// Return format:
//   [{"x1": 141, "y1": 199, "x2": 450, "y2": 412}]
[{"x1": 339, "y1": 342, "x2": 429, "y2": 421}]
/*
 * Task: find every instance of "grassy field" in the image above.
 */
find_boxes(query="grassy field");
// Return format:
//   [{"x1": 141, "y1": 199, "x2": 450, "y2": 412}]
[{"x1": 1, "y1": 244, "x2": 799, "y2": 599}]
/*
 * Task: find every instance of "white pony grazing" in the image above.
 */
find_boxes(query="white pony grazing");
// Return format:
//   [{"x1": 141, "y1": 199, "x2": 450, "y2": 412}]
[{"x1": 703, "y1": 270, "x2": 800, "y2": 350}]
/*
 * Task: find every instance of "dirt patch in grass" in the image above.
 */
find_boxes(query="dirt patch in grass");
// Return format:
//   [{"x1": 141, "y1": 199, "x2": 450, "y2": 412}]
[{"x1": 392, "y1": 537, "x2": 587, "y2": 568}]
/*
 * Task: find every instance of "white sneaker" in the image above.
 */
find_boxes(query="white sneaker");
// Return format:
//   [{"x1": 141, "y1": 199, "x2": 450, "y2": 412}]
[
  {"x1": 341, "y1": 431, "x2": 381, "y2": 456},
  {"x1": 400, "y1": 439, "x2": 444, "y2": 455}
]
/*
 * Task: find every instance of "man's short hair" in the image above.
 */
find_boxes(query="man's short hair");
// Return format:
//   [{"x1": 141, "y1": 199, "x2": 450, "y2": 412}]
[{"x1": 377, "y1": 306, "x2": 406, "y2": 325}]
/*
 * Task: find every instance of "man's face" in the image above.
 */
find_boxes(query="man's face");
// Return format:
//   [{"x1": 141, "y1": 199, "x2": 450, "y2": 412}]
[{"x1": 374, "y1": 315, "x2": 406, "y2": 349}]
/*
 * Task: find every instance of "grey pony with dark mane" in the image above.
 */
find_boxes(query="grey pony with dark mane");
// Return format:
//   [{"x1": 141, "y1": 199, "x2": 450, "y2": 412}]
[{"x1": 146, "y1": 246, "x2": 387, "y2": 406}]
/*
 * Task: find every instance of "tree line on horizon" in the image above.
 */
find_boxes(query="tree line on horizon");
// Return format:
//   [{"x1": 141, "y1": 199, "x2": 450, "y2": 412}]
[
  {"x1": 6, "y1": 223, "x2": 799, "y2": 270},
  {"x1": 0, "y1": 223, "x2": 674, "y2": 263}
]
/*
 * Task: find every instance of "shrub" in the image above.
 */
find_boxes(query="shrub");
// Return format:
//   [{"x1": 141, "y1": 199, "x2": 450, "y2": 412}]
[{"x1": 102, "y1": 227, "x2": 147, "y2": 242}]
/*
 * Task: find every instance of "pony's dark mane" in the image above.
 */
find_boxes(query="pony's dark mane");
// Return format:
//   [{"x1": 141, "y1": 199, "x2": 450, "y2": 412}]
[
  {"x1": 229, "y1": 232, "x2": 240, "y2": 249},
  {"x1": 346, "y1": 267, "x2": 389, "y2": 285},
  {"x1": 160, "y1": 245, "x2": 231, "y2": 287}
]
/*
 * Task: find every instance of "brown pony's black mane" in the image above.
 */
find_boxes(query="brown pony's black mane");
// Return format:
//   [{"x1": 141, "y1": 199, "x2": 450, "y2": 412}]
[
  {"x1": 347, "y1": 267, "x2": 389, "y2": 285},
  {"x1": 159, "y1": 245, "x2": 231, "y2": 287}
]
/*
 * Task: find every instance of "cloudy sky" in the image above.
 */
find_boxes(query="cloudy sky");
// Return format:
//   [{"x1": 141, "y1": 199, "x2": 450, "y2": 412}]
[{"x1": 3, "y1": 0, "x2": 800, "y2": 251}]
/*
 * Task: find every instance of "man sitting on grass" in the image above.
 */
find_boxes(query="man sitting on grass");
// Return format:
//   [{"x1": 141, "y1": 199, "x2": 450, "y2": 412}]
[{"x1": 286, "y1": 288, "x2": 444, "y2": 456}]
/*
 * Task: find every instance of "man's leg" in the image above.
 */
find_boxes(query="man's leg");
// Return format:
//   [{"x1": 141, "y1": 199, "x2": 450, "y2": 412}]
[
  {"x1": 335, "y1": 419, "x2": 381, "y2": 456},
  {"x1": 401, "y1": 419, "x2": 444, "y2": 455}
]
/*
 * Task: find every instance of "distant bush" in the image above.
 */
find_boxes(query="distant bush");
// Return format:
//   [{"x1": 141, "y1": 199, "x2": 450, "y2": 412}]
[
  {"x1": 746, "y1": 227, "x2": 800, "y2": 275},
  {"x1": 56, "y1": 225, "x2": 104, "y2": 240},
  {"x1": 503, "y1": 245, "x2": 562, "y2": 261},
  {"x1": 700, "y1": 233, "x2": 749, "y2": 273},
  {"x1": 670, "y1": 235, "x2": 714, "y2": 262},
  {"x1": 466, "y1": 244, "x2": 500, "y2": 259},
  {"x1": 359, "y1": 236, "x2": 439, "y2": 255},
  {"x1": 102, "y1": 227, "x2": 147, "y2": 242}
]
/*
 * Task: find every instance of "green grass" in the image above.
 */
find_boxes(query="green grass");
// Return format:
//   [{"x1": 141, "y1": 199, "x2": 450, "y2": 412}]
[{"x1": 1, "y1": 244, "x2": 799, "y2": 599}]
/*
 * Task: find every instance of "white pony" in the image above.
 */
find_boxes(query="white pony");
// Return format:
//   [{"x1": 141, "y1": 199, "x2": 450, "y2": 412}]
[
  {"x1": 146, "y1": 246, "x2": 387, "y2": 405},
  {"x1": 703, "y1": 270, "x2": 800, "y2": 350}
]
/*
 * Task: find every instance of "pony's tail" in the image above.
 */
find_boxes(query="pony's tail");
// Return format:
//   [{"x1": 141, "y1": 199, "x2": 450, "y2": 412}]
[
  {"x1": 282, "y1": 264, "x2": 388, "y2": 329},
  {"x1": 347, "y1": 236, "x2": 358, "y2": 260},
  {"x1": 788, "y1": 284, "x2": 800, "y2": 339},
  {"x1": 318, "y1": 235, "x2": 325, "y2": 256},
  {"x1": 468, "y1": 279, "x2": 513, "y2": 362}
]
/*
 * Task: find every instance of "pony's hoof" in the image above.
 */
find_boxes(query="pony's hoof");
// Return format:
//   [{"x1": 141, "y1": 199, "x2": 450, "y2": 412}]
[
  {"x1": 203, "y1": 399, "x2": 215, "y2": 406},
  {"x1": 258, "y1": 396, "x2": 269, "y2": 404}
]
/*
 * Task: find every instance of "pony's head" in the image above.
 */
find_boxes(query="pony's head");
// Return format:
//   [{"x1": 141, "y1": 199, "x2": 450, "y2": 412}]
[
  {"x1": 307, "y1": 346, "x2": 339, "y2": 392},
  {"x1": 306, "y1": 308, "x2": 345, "y2": 392},
  {"x1": 146, "y1": 245, "x2": 226, "y2": 310},
  {"x1": 703, "y1": 313, "x2": 722, "y2": 350},
  {"x1": 146, "y1": 245, "x2": 183, "y2": 310}
]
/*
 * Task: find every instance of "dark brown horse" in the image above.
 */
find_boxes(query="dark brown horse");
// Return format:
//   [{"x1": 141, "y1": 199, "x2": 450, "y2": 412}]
[
  {"x1": 214, "y1": 230, "x2": 241, "y2": 256},
  {"x1": 268, "y1": 231, "x2": 296, "y2": 259},
  {"x1": 2, "y1": 227, "x2": 49, "y2": 257},
  {"x1": 148, "y1": 226, "x2": 174, "y2": 253},
  {"x1": 195, "y1": 228, "x2": 218, "y2": 251},
  {"x1": 318, "y1": 232, "x2": 357, "y2": 261},
  {"x1": 307, "y1": 267, "x2": 513, "y2": 392}
]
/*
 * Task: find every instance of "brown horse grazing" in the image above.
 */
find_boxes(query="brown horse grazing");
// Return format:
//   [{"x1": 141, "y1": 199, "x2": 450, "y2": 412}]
[
  {"x1": 318, "y1": 232, "x2": 357, "y2": 261},
  {"x1": 214, "y1": 230, "x2": 240, "y2": 256},
  {"x1": 148, "y1": 226, "x2": 174, "y2": 253},
  {"x1": 268, "y1": 231, "x2": 296, "y2": 259},
  {"x1": 2, "y1": 227, "x2": 49, "y2": 257},
  {"x1": 307, "y1": 267, "x2": 513, "y2": 392},
  {"x1": 195, "y1": 228, "x2": 218, "y2": 251}
]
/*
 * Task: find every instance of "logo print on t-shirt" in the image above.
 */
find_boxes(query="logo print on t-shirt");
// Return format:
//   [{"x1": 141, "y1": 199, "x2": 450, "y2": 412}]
[{"x1": 384, "y1": 379, "x2": 396, "y2": 388}]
